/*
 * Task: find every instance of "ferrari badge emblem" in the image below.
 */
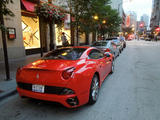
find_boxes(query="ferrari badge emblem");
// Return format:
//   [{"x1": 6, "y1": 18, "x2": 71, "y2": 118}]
[{"x1": 36, "y1": 74, "x2": 39, "y2": 79}]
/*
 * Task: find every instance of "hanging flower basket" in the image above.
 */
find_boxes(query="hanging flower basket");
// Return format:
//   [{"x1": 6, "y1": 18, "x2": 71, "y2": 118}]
[{"x1": 36, "y1": 3, "x2": 65, "y2": 24}]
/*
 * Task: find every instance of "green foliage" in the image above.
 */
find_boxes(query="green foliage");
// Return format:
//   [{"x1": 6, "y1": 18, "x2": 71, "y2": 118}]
[
  {"x1": 35, "y1": 3, "x2": 65, "y2": 24},
  {"x1": 0, "y1": 0, "x2": 15, "y2": 31},
  {"x1": 69, "y1": 0, "x2": 121, "y2": 36},
  {"x1": 0, "y1": 24, "x2": 8, "y2": 31}
]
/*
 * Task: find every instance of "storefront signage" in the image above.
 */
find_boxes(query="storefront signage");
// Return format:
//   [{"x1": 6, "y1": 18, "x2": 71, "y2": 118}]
[{"x1": 7, "y1": 27, "x2": 16, "y2": 40}]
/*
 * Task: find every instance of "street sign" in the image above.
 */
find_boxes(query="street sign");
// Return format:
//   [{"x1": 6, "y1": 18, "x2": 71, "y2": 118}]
[{"x1": 7, "y1": 27, "x2": 16, "y2": 40}]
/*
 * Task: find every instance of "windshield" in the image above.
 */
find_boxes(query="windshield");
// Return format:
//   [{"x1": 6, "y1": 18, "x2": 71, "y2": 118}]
[
  {"x1": 43, "y1": 48, "x2": 86, "y2": 60},
  {"x1": 92, "y1": 42, "x2": 108, "y2": 47}
]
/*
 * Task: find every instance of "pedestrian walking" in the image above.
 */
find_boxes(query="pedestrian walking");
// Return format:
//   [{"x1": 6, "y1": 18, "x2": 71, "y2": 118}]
[
  {"x1": 61, "y1": 32, "x2": 69, "y2": 46},
  {"x1": 119, "y1": 34, "x2": 125, "y2": 41}
]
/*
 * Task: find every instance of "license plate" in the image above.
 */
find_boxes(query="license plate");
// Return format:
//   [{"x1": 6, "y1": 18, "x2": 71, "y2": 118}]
[{"x1": 32, "y1": 84, "x2": 44, "y2": 93}]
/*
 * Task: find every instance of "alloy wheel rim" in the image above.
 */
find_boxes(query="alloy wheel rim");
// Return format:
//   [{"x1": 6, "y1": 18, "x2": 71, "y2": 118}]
[{"x1": 92, "y1": 77, "x2": 99, "y2": 101}]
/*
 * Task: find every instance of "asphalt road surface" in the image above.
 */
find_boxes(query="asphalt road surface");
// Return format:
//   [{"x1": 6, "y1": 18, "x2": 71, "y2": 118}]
[{"x1": 0, "y1": 40, "x2": 160, "y2": 120}]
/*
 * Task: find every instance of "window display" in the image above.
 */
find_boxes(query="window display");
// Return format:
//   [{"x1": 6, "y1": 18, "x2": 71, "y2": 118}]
[{"x1": 22, "y1": 16, "x2": 40, "y2": 49}]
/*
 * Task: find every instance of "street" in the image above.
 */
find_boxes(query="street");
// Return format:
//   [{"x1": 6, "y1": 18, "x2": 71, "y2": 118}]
[{"x1": 0, "y1": 40, "x2": 160, "y2": 120}]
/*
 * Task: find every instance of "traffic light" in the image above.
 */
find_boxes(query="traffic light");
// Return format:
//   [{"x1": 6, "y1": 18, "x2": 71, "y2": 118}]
[
  {"x1": 139, "y1": 23, "x2": 144, "y2": 28},
  {"x1": 155, "y1": 27, "x2": 160, "y2": 32}
]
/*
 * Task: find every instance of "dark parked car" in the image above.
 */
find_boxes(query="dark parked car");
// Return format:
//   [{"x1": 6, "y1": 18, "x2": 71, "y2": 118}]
[
  {"x1": 105, "y1": 37, "x2": 118, "y2": 41},
  {"x1": 91, "y1": 41, "x2": 119, "y2": 58}
]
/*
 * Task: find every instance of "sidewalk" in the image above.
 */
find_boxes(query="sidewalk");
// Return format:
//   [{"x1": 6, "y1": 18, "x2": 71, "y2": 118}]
[{"x1": 0, "y1": 54, "x2": 41, "y2": 101}]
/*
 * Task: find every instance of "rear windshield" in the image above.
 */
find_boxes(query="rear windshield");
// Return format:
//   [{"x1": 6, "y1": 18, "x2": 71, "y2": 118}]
[
  {"x1": 43, "y1": 48, "x2": 86, "y2": 60},
  {"x1": 92, "y1": 42, "x2": 108, "y2": 47}
]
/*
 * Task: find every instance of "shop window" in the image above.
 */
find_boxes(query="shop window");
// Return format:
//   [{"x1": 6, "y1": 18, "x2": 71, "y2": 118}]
[
  {"x1": 55, "y1": 24, "x2": 71, "y2": 46},
  {"x1": 22, "y1": 16, "x2": 40, "y2": 49}
]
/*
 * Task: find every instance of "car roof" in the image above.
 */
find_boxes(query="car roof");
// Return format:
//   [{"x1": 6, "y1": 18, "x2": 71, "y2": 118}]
[
  {"x1": 105, "y1": 37, "x2": 118, "y2": 40},
  {"x1": 60, "y1": 46, "x2": 90, "y2": 49},
  {"x1": 93, "y1": 40, "x2": 109, "y2": 43}
]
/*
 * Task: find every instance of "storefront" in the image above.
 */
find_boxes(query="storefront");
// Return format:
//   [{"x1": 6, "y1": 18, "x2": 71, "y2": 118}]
[
  {"x1": 21, "y1": 0, "x2": 72, "y2": 54},
  {"x1": 21, "y1": 0, "x2": 45, "y2": 55}
]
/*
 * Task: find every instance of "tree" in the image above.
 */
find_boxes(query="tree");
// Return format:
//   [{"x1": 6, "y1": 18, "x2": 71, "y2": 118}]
[
  {"x1": 36, "y1": 2, "x2": 65, "y2": 50},
  {"x1": 68, "y1": 0, "x2": 92, "y2": 45},
  {"x1": 68, "y1": 0, "x2": 121, "y2": 43},
  {"x1": 0, "y1": 0, "x2": 14, "y2": 80},
  {"x1": 0, "y1": 0, "x2": 14, "y2": 31},
  {"x1": 91, "y1": 5, "x2": 121, "y2": 37}
]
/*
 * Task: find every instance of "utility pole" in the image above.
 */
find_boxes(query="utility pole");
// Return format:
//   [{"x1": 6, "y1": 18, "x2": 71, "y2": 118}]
[{"x1": 0, "y1": 3, "x2": 10, "y2": 80}]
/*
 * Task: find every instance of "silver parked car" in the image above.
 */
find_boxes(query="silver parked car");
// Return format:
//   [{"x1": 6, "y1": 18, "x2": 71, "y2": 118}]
[{"x1": 91, "y1": 40, "x2": 119, "y2": 59}]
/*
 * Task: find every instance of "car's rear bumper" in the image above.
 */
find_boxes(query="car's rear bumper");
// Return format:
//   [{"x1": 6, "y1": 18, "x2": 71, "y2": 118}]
[{"x1": 17, "y1": 87, "x2": 82, "y2": 108}]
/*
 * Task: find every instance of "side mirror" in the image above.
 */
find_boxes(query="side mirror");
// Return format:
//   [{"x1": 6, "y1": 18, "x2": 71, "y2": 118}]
[{"x1": 104, "y1": 52, "x2": 111, "y2": 57}]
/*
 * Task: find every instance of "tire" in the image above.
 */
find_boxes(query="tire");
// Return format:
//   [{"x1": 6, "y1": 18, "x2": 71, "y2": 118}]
[
  {"x1": 117, "y1": 52, "x2": 120, "y2": 57},
  {"x1": 113, "y1": 53, "x2": 116, "y2": 58},
  {"x1": 88, "y1": 74, "x2": 99, "y2": 105},
  {"x1": 110, "y1": 60, "x2": 114, "y2": 74},
  {"x1": 112, "y1": 57, "x2": 115, "y2": 61}
]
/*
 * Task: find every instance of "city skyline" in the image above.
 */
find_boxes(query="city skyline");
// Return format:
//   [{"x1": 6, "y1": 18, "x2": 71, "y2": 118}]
[{"x1": 123, "y1": 0, "x2": 152, "y2": 20}]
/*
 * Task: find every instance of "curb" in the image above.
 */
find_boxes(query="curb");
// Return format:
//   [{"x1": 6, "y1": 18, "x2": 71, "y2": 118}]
[{"x1": 0, "y1": 89, "x2": 17, "y2": 101}]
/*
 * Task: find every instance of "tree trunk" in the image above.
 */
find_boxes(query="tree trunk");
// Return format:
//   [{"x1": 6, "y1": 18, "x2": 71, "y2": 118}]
[
  {"x1": 76, "y1": 22, "x2": 79, "y2": 46},
  {"x1": 0, "y1": 4, "x2": 10, "y2": 80},
  {"x1": 39, "y1": 17, "x2": 43, "y2": 57},
  {"x1": 49, "y1": 22, "x2": 55, "y2": 50},
  {"x1": 85, "y1": 33, "x2": 89, "y2": 45},
  {"x1": 92, "y1": 32, "x2": 96, "y2": 43},
  {"x1": 38, "y1": 0, "x2": 43, "y2": 57}
]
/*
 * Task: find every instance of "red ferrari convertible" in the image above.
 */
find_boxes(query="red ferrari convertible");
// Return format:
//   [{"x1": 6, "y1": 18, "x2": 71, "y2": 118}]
[{"x1": 16, "y1": 46, "x2": 114, "y2": 108}]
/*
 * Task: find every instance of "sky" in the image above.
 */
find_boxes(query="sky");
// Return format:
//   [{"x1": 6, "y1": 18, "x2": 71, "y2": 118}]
[{"x1": 123, "y1": 0, "x2": 153, "y2": 20}]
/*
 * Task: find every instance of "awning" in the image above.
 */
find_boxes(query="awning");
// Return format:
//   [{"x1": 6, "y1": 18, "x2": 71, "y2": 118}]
[{"x1": 21, "y1": 0, "x2": 35, "y2": 12}]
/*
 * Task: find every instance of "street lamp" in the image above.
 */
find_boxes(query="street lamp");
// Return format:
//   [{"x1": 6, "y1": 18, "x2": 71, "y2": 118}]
[
  {"x1": 93, "y1": 15, "x2": 99, "y2": 20},
  {"x1": 102, "y1": 20, "x2": 106, "y2": 24}
]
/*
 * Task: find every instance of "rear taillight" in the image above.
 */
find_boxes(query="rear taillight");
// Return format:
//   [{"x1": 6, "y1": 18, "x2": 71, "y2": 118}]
[
  {"x1": 105, "y1": 48, "x2": 110, "y2": 52},
  {"x1": 62, "y1": 67, "x2": 75, "y2": 79}
]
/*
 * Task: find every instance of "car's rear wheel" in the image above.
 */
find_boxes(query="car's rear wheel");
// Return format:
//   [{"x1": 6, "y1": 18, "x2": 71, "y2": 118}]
[{"x1": 88, "y1": 74, "x2": 99, "y2": 105}]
